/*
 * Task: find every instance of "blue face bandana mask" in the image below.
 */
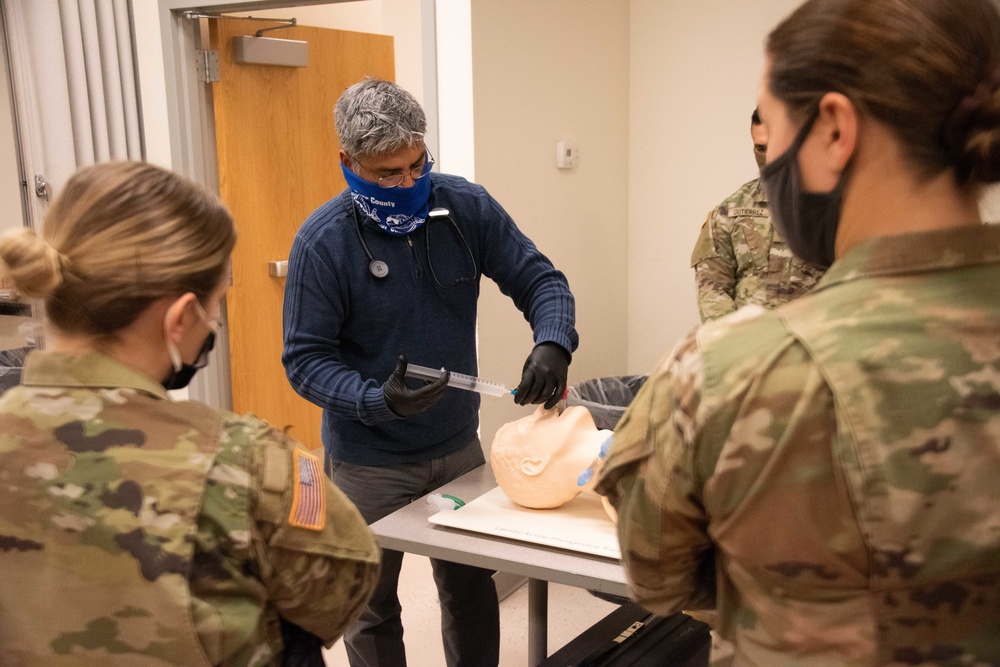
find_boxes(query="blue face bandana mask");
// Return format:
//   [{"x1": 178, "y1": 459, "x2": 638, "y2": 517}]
[{"x1": 341, "y1": 161, "x2": 431, "y2": 236}]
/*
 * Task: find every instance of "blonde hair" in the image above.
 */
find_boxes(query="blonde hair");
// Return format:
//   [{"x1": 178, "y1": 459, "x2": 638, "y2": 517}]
[{"x1": 0, "y1": 161, "x2": 236, "y2": 337}]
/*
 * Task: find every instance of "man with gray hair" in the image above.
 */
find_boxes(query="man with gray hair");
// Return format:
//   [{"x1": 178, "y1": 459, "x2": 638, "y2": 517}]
[{"x1": 283, "y1": 78, "x2": 578, "y2": 666}]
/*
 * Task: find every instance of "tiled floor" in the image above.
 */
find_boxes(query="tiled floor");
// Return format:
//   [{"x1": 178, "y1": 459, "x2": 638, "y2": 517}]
[{"x1": 324, "y1": 554, "x2": 621, "y2": 666}]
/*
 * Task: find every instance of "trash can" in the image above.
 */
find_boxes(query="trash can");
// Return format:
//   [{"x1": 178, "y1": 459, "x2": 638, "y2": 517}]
[
  {"x1": 568, "y1": 375, "x2": 648, "y2": 606},
  {"x1": 566, "y1": 375, "x2": 648, "y2": 430},
  {"x1": 0, "y1": 346, "x2": 32, "y2": 395}
]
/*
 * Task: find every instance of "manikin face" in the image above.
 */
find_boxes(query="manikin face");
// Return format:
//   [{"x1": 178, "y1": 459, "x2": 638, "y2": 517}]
[{"x1": 491, "y1": 405, "x2": 603, "y2": 509}]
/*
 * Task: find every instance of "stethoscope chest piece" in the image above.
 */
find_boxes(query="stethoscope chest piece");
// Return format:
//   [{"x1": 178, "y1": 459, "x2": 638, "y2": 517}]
[
  {"x1": 369, "y1": 259, "x2": 389, "y2": 279},
  {"x1": 352, "y1": 201, "x2": 476, "y2": 286}
]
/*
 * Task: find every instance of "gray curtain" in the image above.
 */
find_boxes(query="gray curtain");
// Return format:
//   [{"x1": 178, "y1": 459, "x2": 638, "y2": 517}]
[{"x1": 3, "y1": 0, "x2": 143, "y2": 223}]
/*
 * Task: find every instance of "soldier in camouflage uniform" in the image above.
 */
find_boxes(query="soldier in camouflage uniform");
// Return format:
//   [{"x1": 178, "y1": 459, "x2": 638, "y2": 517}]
[
  {"x1": 691, "y1": 110, "x2": 824, "y2": 323},
  {"x1": 598, "y1": 0, "x2": 1000, "y2": 664},
  {"x1": 0, "y1": 162, "x2": 380, "y2": 666}
]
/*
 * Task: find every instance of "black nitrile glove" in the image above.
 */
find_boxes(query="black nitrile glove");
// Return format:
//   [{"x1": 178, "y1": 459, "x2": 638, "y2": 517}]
[
  {"x1": 514, "y1": 342, "x2": 571, "y2": 410},
  {"x1": 383, "y1": 355, "x2": 450, "y2": 417}
]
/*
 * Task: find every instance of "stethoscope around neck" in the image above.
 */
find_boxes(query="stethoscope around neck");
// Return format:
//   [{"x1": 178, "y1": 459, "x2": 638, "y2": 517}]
[{"x1": 352, "y1": 203, "x2": 479, "y2": 288}]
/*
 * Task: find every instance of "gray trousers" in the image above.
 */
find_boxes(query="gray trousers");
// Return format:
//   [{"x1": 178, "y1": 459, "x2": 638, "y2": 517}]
[{"x1": 327, "y1": 441, "x2": 501, "y2": 667}]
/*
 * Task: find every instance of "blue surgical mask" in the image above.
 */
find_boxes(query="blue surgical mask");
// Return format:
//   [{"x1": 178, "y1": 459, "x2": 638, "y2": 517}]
[
  {"x1": 760, "y1": 109, "x2": 846, "y2": 270},
  {"x1": 341, "y1": 162, "x2": 431, "y2": 236}
]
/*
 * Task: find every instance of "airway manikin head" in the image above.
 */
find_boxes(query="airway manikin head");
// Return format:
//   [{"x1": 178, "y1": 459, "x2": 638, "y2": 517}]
[{"x1": 491, "y1": 404, "x2": 610, "y2": 509}]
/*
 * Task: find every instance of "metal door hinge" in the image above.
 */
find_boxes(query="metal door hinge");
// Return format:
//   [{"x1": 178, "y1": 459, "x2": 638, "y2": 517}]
[
  {"x1": 34, "y1": 175, "x2": 50, "y2": 201},
  {"x1": 197, "y1": 49, "x2": 219, "y2": 83}
]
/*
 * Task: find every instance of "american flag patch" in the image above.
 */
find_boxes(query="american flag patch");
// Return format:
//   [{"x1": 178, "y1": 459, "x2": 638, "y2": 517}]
[{"x1": 289, "y1": 449, "x2": 326, "y2": 531}]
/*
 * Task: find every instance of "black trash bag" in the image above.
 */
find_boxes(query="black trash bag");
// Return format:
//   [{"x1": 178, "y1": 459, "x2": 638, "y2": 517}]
[
  {"x1": 569, "y1": 375, "x2": 649, "y2": 606},
  {"x1": 565, "y1": 375, "x2": 648, "y2": 431},
  {"x1": 0, "y1": 346, "x2": 33, "y2": 396}
]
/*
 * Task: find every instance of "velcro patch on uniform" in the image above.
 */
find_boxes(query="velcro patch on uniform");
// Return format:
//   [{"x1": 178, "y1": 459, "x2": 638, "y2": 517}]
[
  {"x1": 262, "y1": 445, "x2": 288, "y2": 493},
  {"x1": 730, "y1": 207, "x2": 767, "y2": 217},
  {"x1": 289, "y1": 448, "x2": 326, "y2": 531}
]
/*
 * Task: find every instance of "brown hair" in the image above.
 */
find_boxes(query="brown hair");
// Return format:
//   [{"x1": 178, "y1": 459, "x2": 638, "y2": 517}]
[
  {"x1": 767, "y1": 0, "x2": 1000, "y2": 185},
  {"x1": 0, "y1": 161, "x2": 236, "y2": 337}
]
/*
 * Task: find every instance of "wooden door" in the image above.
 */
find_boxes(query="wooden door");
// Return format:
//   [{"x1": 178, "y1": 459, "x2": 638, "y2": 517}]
[{"x1": 211, "y1": 18, "x2": 394, "y2": 449}]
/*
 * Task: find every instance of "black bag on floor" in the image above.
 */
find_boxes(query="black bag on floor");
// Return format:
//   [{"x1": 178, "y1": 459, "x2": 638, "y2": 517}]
[
  {"x1": 279, "y1": 617, "x2": 326, "y2": 667},
  {"x1": 540, "y1": 603, "x2": 711, "y2": 667}
]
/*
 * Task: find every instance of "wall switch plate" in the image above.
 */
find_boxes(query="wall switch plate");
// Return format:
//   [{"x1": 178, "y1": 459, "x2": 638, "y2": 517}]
[{"x1": 556, "y1": 141, "x2": 578, "y2": 169}]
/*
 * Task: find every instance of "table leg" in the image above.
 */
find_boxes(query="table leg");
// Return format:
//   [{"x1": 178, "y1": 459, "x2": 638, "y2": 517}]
[{"x1": 528, "y1": 578, "x2": 548, "y2": 665}]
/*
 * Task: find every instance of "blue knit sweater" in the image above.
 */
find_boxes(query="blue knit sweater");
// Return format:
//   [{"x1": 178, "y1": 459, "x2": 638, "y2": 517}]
[{"x1": 282, "y1": 172, "x2": 578, "y2": 465}]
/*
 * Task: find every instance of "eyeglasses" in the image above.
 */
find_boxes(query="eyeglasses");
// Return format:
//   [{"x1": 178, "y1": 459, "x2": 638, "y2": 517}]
[
  {"x1": 356, "y1": 151, "x2": 435, "y2": 189},
  {"x1": 192, "y1": 300, "x2": 222, "y2": 369},
  {"x1": 193, "y1": 300, "x2": 222, "y2": 336}
]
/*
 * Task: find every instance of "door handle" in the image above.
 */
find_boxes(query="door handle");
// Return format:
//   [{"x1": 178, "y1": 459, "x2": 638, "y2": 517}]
[{"x1": 268, "y1": 260, "x2": 288, "y2": 277}]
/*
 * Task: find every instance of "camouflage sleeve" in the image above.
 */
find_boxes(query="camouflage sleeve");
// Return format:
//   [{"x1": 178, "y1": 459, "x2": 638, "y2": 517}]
[
  {"x1": 691, "y1": 210, "x2": 738, "y2": 323},
  {"x1": 250, "y1": 429, "x2": 380, "y2": 645},
  {"x1": 595, "y1": 330, "x2": 716, "y2": 614}
]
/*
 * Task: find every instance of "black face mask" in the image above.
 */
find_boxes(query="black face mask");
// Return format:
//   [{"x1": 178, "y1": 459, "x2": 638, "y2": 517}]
[
  {"x1": 760, "y1": 109, "x2": 846, "y2": 270},
  {"x1": 162, "y1": 331, "x2": 216, "y2": 390}
]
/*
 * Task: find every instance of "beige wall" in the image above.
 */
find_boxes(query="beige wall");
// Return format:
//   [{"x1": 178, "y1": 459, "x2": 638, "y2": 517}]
[
  {"x1": 626, "y1": 0, "x2": 802, "y2": 373},
  {"x1": 248, "y1": 1, "x2": 425, "y2": 103},
  {"x1": 470, "y1": 0, "x2": 631, "y2": 448}
]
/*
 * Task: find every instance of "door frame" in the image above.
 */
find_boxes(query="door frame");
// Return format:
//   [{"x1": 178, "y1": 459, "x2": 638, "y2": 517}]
[{"x1": 151, "y1": 0, "x2": 441, "y2": 407}]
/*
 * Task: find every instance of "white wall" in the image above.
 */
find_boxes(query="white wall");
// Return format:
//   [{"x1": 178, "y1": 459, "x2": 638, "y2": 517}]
[
  {"x1": 129, "y1": 3, "x2": 172, "y2": 168},
  {"x1": 435, "y1": 0, "x2": 474, "y2": 179},
  {"x1": 627, "y1": 0, "x2": 801, "y2": 373},
  {"x1": 0, "y1": 39, "x2": 22, "y2": 236},
  {"x1": 470, "y1": 0, "x2": 631, "y2": 447},
  {"x1": 0, "y1": 30, "x2": 31, "y2": 351}
]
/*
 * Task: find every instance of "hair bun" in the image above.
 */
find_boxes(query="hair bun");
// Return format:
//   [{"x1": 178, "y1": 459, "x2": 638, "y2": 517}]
[
  {"x1": 0, "y1": 228, "x2": 66, "y2": 299},
  {"x1": 943, "y1": 77, "x2": 1000, "y2": 184}
]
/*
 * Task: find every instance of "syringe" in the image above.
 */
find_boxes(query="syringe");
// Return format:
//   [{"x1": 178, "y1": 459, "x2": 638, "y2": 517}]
[{"x1": 404, "y1": 363, "x2": 512, "y2": 398}]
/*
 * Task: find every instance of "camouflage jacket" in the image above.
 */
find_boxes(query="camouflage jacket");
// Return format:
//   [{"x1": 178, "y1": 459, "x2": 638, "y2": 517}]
[
  {"x1": 0, "y1": 351, "x2": 380, "y2": 666},
  {"x1": 690, "y1": 178, "x2": 825, "y2": 322},
  {"x1": 600, "y1": 224, "x2": 1000, "y2": 666}
]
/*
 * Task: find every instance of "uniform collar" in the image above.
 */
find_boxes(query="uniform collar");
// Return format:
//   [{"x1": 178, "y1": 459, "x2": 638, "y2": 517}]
[
  {"x1": 751, "y1": 178, "x2": 768, "y2": 206},
  {"x1": 815, "y1": 223, "x2": 1000, "y2": 293},
  {"x1": 21, "y1": 350, "x2": 170, "y2": 399}
]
